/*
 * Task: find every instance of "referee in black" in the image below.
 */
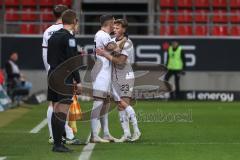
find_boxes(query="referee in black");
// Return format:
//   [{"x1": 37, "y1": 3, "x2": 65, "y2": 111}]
[{"x1": 47, "y1": 9, "x2": 81, "y2": 152}]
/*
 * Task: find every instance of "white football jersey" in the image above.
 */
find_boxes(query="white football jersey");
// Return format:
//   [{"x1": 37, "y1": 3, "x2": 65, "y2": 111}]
[
  {"x1": 92, "y1": 30, "x2": 114, "y2": 93},
  {"x1": 112, "y1": 37, "x2": 134, "y2": 64},
  {"x1": 42, "y1": 23, "x2": 63, "y2": 71}
]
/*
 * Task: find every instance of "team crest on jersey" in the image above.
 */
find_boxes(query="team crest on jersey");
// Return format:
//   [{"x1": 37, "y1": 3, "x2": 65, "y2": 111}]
[{"x1": 69, "y1": 39, "x2": 76, "y2": 47}]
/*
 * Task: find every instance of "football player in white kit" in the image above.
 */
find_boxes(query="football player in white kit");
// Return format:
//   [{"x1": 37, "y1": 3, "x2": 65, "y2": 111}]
[
  {"x1": 42, "y1": 4, "x2": 80, "y2": 145},
  {"x1": 90, "y1": 15, "x2": 128, "y2": 143},
  {"x1": 96, "y1": 19, "x2": 141, "y2": 142}
]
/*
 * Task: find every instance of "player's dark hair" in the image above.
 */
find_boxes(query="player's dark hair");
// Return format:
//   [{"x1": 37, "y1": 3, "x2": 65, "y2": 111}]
[
  {"x1": 53, "y1": 4, "x2": 68, "y2": 19},
  {"x1": 114, "y1": 19, "x2": 128, "y2": 29},
  {"x1": 62, "y1": 9, "x2": 77, "y2": 25},
  {"x1": 100, "y1": 14, "x2": 114, "y2": 26}
]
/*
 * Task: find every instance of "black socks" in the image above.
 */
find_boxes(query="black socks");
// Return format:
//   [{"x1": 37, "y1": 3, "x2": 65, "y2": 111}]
[{"x1": 51, "y1": 112, "x2": 67, "y2": 147}]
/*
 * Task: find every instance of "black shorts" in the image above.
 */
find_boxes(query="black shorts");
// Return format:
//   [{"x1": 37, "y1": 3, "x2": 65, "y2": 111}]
[
  {"x1": 47, "y1": 69, "x2": 73, "y2": 104},
  {"x1": 47, "y1": 87, "x2": 72, "y2": 104}
]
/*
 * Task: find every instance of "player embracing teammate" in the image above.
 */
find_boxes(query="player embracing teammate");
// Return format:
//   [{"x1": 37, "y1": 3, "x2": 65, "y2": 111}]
[{"x1": 92, "y1": 16, "x2": 141, "y2": 143}]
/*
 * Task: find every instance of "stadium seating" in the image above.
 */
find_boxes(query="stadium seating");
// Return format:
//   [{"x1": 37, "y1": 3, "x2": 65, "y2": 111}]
[
  {"x1": 230, "y1": 0, "x2": 240, "y2": 8},
  {"x1": 160, "y1": 25, "x2": 175, "y2": 35},
  {"x1": 1, "y1": 0, "x2": 239, "y2": 35},
  {"x1": 195, "y1": 25, "x2": 208, "y2": 35},
  {"x1": 39, "y1": 0, "x2": 54, "y2": 6},
  {"x1": 5, "y1": 0, "x2": 20, "y2": 6},
  {"x1": 195, "y1": 9, "x2": 208, "y2": 22},
  {"x1": 177, "y1": 9, "x2": 192, "y2": 23},
  {"x1": 230, "y1": 25, "x2": 240, "y2": 35},
  {"x1": 20, "y1": 24, "x2": 39, "y2": 34},
  {"x1": 41, "y1": 23, "x2": 51, "y2": 32},
  {"x1": 212, "y1": 25, "x2": 228, "y2": 36},
  {"x1": 57, "y1": 0, "x2": 72, "y2": 6},
  {"x1": 212, "y1": 10, "x2": 228, "y2": 23},
  {"x1": 194, "y1": 0, "x2": 210, "y2": 8},
  {"x1": 177, "y1": 0, "x2": 193, "y2": 8},
  {"x1": 212, "y1": 0, "x2": 227, "y2": 8},
  {"x1": 21, "y1": 8, "x2": 38, "y2": 21},
  {"x1": 41, "y1": 8, "x2": 54, "y2": 22},
  {"x1": 176, "y1": 25, "x2": 193, "y2": 35},
  {"x1": 5, "y1": 8, "x2": 19, "y2": 21},
  {"x1": 160, "y1": 9, "x2": 175, "y2": 22},
  {"x1": 160, "y1": 0, "x2": 175, "y2": 8},
  {"x1": 21, "y1": 0, "x2": 37, "y2": 6},
  {"x1": 230, "y1": 10, "x2": 240, "y2": 23},
  {"x1": 158, "y1": 0, "x2": 240, "y2": 36}
]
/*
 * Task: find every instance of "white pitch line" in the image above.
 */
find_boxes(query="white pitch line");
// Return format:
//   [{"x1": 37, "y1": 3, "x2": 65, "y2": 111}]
[
  {"x1": 78, "y1": 124, "x2": 101, "y2": 160},
  {"x1": 0, "y1": 156, "x2": 7, "y2": 160},
  {"x1": 29, "y1": 118, "x2": 48, "y2": 134}
]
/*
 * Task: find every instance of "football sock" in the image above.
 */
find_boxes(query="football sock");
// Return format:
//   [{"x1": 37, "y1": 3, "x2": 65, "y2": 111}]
[
  {"x1": 47, "y1": 105, "x2": 53, "y2": 138},
  {"x1": 91, "y1": 100, "x2": 103, "y2": 137},
  {"x1": 125, "y1": 105, "x2": 140, "y2": 134},
  {"x1": 100, "y1": 102, "x2": 110, "y2": 136},
  {"x1": 65, "y1": 121, "x2": 74, "y2": 140},
  {"x1": 119, "y1": 110, "x2": 130, "y2": 136},
  {"x1": 51, "y1": 112, "x2": 67, "y2": 147}
]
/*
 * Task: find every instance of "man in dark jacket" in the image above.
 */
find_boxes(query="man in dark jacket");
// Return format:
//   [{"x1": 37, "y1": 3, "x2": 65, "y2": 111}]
[
  {"x1": 5, "y1": 52, "x2": 32, "y2": 95},
  {"x1": 47, "y1": 9, "x2": 82, "y2": 153}
]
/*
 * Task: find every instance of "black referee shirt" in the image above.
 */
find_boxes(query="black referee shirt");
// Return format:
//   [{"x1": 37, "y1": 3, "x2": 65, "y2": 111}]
[{"x1": 47, "y1": 28, "x2": 80, "y2": 83}]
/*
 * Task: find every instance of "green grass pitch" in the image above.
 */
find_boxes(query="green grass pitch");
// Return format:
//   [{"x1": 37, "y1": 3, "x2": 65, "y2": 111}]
[{"x1": 0, "y1": 101, "x2": 240, "y2": 160}]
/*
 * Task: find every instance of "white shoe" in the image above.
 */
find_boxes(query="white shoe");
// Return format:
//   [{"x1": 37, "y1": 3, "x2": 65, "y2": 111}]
[
  {"x1": 131, "y1": 132, "x2": 141, "y2": 142},
  {"x1": 103, "y1": 134, "x2": 119, "y2": 142},
  {"x1": 90, "y1": 135, "x2": 110, "y2": 143},
  {"x1": 118, "y1": 135, "x2": 132, "y2": 143}
]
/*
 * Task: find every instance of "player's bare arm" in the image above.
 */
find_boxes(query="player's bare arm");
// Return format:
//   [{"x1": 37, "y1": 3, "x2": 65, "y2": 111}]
[{"x1": 96, "y1": 48, "x2": 127, "y2": 65}]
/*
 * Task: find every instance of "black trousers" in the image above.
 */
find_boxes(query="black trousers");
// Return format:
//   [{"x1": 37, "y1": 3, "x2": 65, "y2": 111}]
[{"x1": 164, "y1": 70, "x2": 181, "y2": 99}]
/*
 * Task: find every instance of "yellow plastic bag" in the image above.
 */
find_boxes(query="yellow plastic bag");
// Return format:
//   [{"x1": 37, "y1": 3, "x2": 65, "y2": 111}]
[{"x1": 68, "y1": 93, "x2": 82, "y2": 133}]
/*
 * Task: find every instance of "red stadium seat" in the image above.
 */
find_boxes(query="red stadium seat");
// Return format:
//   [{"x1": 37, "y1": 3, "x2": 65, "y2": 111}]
[
  {"x1": 212, "y1": 0, "x2": 227, "y2": 7},
  {"x1": 230, "y1": 25, "x2": 240, "y2": 35},
  {"x1": 5, "y1": 0, "x2": 20, "y2": 6},
  {"x1": 41, "y1": 8, "x2": 54, "y2": 22},
  {"x1": 176, "y1": 25, "x2": 193, "y2": 35},
  {"x1": 39, "y1": 0, "x2": 54, "y2": 6},
  {"x1": 21, "y1": 8, "x2": 38, "y2": 21},
  {"x1": 160, "y1": 25, "x2": 175, "y2": 35},
  {"x1": 195, "y1": 9, "x2": 208, "y2": 22},
  {"x1": 230, "y1": 10, "x2": 240, "y2": 23},
  {"x1": 159, "y1": 0, "x2": 175, "y2": 8},
  {"x1": 56, "y1": 0, "x2": 72, "y2": 6},
  {"x1": 177, "y1": 9, "x2": 192, "y2": 22},
  {"x1": 21, "y1": 0, "x2": 37, "y2": 6},
  {"x1": 230, "y1": 0, "x2": 240, "y2": 8},
  {"x1": 177, "y1": 0, "x2": 193, "y2": 8},
  {"x1": 195, "y1": 0, "x2": 209, "y2": 7},
  {"x1": 212, "y1": 25, "x2": 228, "y2": 35},
  {"x1": 41, "y1": 23, "x2": 51, "y2": 32},
  {"x1": 160, "y1": 9, "x2": 175, "y2": 22},
  {"x1": 212, "y1": 10, "x2": 227, "y2": 23},
  {"x1": 195, "y1": 25, "x2": 208, "y2": 35},
  {"x1": 20, "y1": 24, "x2": 39, "y2": 34},
  {"x1": 5, "y1": 8, "x2": 20, "y2": 21}
]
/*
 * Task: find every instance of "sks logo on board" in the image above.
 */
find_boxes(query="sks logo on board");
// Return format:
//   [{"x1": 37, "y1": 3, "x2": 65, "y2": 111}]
[
  {"x1": 135, "y1": 45, "x2": 196, "y2": 67},
  {"x1": 79, "y1": 44, "x2": 197, "y2": 68}
]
